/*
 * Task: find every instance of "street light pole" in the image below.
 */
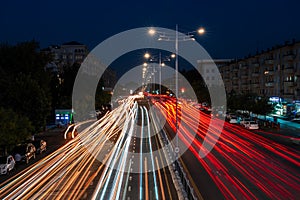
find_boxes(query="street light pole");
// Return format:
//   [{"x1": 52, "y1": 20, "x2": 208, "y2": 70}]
[
  {"x1": 147, "y1": 26, "x2": 205, "y2": 158},
  {"x1": 145, "y1": 52, "x2": 173, "y2": 95},
  {"x1": 159, "y1": 52, "x2": 162, "y2": 96},
  {"x1": 175, "y1": 24, "x2": 179, "y2": 158}
]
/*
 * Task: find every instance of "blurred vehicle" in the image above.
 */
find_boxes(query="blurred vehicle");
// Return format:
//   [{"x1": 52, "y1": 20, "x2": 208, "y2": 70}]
[
  {"x1": 32, "y1": 140, "x2": 47, "y2": 154},
  {"x1": 244, "y1": 121, "x2": 259, "y2": 130},
  {"x1": 0, "y1": 155, "x2": 15, "y2": 175},
  {"x1": 229, "y1": 116, "x2": 238, "y2": 124},
  {"x1": 13, "y1": 143, "x2": 36, "y2": 164},
  {"x1": 226, "y1": 113, "x2": 235, "y2": 119},
  {"x1": 239, "y1": 118, "x2": 251, "y2": 126},
  {"x1": 226, "y1": 113, "x2": 238, "y2": 123}
]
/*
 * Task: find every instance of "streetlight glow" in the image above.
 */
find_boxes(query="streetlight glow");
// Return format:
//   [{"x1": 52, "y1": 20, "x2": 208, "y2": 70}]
[
  {"x1": 144, "y1": 53, "x2": 151, "y2": 59},
  {"x1": 143, "y1": 62, "x2": 148, "y2": 67},
  {"x1": 161, "y1": 63, "x2": 165, "y2": 67},
  {"x1": 198, "y1": 27, "x2": 205, "y2": 35},
  {"x1": 171, "y1": 53, "x2": 176, "y2": 58},
  {"x1": 148, "y1": 28, "x2": 156, "y2": 35}
]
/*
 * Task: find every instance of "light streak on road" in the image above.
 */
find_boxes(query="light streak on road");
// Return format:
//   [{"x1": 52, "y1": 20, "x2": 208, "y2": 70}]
[
  {"x1": 139, "y1": 106, "x2": 144, "y2": 200},
  {"x1": 144, "y1": 157, "x2": 149, "y2": 200},
  {"x1": 92, "y1": 99, "x2": 138, "y2": 200},
  {"x1": 154, "y1": 97, "x2": 300, "y2": 199},
  {"x1": 144, "y1": 106, "x2": 159, "y2": 200},
  {"x1": 2, "y1": 94, "x2": 296, "y2": 199},
  {"x1": 155, "y1": 156, "x2": 166, "y2": 200},
  {"x1": 0, "y1": 96, "x2": 144, "y2": 199}
]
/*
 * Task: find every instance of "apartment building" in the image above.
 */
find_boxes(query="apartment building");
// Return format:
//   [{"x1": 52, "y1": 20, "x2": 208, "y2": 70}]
[
  {"x1": 198, "y1": 59, "x2": 232, "y2": 87},
  {"x1": 219, "y1": 40, "x2": 300, "y2": 102},
  {"x1": 43, "y1": 41, "x2": 116, "y2": 90},
  {"x1": 43, "y1": 41, "x2": 88, "y2": 73}
]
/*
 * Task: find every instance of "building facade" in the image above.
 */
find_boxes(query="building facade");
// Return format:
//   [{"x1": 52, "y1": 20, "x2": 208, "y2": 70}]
[
  {"x1": 43, "y1": 41, "x2": 116, "y2": 91},
  {"x1": 219, "y1": 40, "x2": 300, "y2": 102},
  {"x1": 60, "y1": 41, "x2": 88, "y2": 66},
  {"x1": 198, "y1": 59, "x2": 233, "y2": 87},
  {"x1": 43, "y1": 41, "x2": 88, "y2": 73}
]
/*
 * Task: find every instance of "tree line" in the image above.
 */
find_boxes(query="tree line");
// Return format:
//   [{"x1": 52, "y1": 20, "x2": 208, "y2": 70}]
[
  {"x1": 0, "y1": 41, "x2": 53, "y2": 147},
  {"x1": 0, "y1": 41, "x2": 111, "y2": 148}
]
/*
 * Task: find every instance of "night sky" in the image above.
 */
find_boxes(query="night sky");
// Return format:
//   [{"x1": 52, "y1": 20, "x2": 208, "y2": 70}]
[{"x1": 1, "y1": 0, "x2": 300, "y2": 59}]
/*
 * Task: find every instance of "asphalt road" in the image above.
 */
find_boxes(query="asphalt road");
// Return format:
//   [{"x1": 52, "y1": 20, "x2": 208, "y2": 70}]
[
  {"x1": 0, "y1": 97, "x2": 179, "y2": 199},
  {"x1": 155, "y1": 98, "x2": 300, "y2": 199},
  {"x1": 1, "y1": 96, "x2": 299, "y2": 199},
  {"x1": 0, "y1": 128, "x2": 66, "y2": 184}
]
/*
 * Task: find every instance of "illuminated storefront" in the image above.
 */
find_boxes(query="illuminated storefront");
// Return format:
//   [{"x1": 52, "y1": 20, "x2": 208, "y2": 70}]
[{"x1": 55, "y1": 109, "x2": 74, "y2": 125}]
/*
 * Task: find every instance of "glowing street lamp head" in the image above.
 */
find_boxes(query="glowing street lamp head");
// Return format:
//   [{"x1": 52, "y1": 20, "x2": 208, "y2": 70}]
[
  {"x1": 171, "y1": 53, "x2": 176, "y2": 58},
  {"x1": 198, "y1": 27, "x2": 205, "y2": 35},
  {"x1": 144, "y1": 53, "x2": 151, "y2": 59},
  {"x1": 143, "y1": 62, "x2": 148, "y2": 67},
  {"x1": 161, "y1": 63, "x2": 165, "y2": 67},
  {"x1": 148, "y1": 28, "x2": 156, "y2": 35}
]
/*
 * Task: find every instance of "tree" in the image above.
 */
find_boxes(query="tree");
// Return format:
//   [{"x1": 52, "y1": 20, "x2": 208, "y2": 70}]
[
  {"x1": 228, "y1": 93, "x2": 272, "y2": 116},
  {"x1": 181, "y1": 69, "x2": 210, "y2": 103},
  {"x1": 0, "y1": 108, "x2": 33, "y2": 153},
  {"x1": 95, "y1": 82, "x2": 112, "y2": 110},
  {"x1": 55, "y1": 63, "x2": 81, "y2": 109},
  {"x1": 5, "y1": 75, "x2": 50, "y2": 132},
  {"x1": 0, "y1": 41, "x2": 52, "y2": 132},
  {"x1": 251, "y1": 96, "x2": 273, "y2": 117}
]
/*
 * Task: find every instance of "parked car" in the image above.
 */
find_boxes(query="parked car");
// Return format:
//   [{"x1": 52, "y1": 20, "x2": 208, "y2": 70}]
[
  {"x1": 32, "y1": 140, "x2": 47, "y2": 154},
  {"x1": 239, "y1": 118, "x2": 251, "y2": 126},
  {"x1": 0, "y1": 155, "x2": 15, "y2": 175},
  {"x1": 226, "y1": 113, "x2": 233, "y2": 119},
  {"x1": 13, "y1": 143, "x2": 36, "y2": 164},
  {"x1": 227, "y1": 115, "x2": 238, "y2": 124},
  {"x1": 244, "y1": 121, "x2": 259, "y2": 130}
]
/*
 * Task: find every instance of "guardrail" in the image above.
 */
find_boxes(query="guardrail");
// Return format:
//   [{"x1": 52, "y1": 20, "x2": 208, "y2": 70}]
[
  {"x1": 174, "y1": 160, "x2": 198, "y2": 200},
  {"x1": 160, "y1": 128, "x2": 198, "y2": 200}
]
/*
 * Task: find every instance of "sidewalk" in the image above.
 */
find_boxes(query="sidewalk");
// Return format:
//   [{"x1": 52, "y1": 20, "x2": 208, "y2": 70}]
[{"x1": 255, "y1": 114, "x2": 300, "y2": 137}]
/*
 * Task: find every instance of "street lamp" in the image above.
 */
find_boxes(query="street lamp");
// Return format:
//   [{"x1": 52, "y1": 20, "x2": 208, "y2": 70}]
[
  {"x1": 198, "y1": 27, "x2": 205, "y2": 35},
  {"x1": 148, "y1": 25, "x2": 205, "y2": 158},
  {"x1": 143, "y1": 52, "x2": 174, "y2": 95},
  {"x1": 148, "y1": 28, "x2": 156, "y2": 36},
  {"x1": 144, "y1": 52, "x2": 151, "y2": 59}
]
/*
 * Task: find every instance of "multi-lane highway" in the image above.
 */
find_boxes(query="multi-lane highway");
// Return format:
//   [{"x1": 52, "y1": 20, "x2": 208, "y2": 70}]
[
  {"x1": 154, "y1": 97, "x2": 300, "y2": 199},
  {"x1": 0, "y1": 95, "x2": 179, "y2": 199},
  {"x1": 0, "y1": 94, "x2": 299, "y2": 199}
]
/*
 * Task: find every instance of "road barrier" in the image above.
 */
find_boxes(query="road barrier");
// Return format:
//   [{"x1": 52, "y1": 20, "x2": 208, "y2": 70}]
[{"x1": 174, "y1": 160, "x2": 198, "y2": 200}]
